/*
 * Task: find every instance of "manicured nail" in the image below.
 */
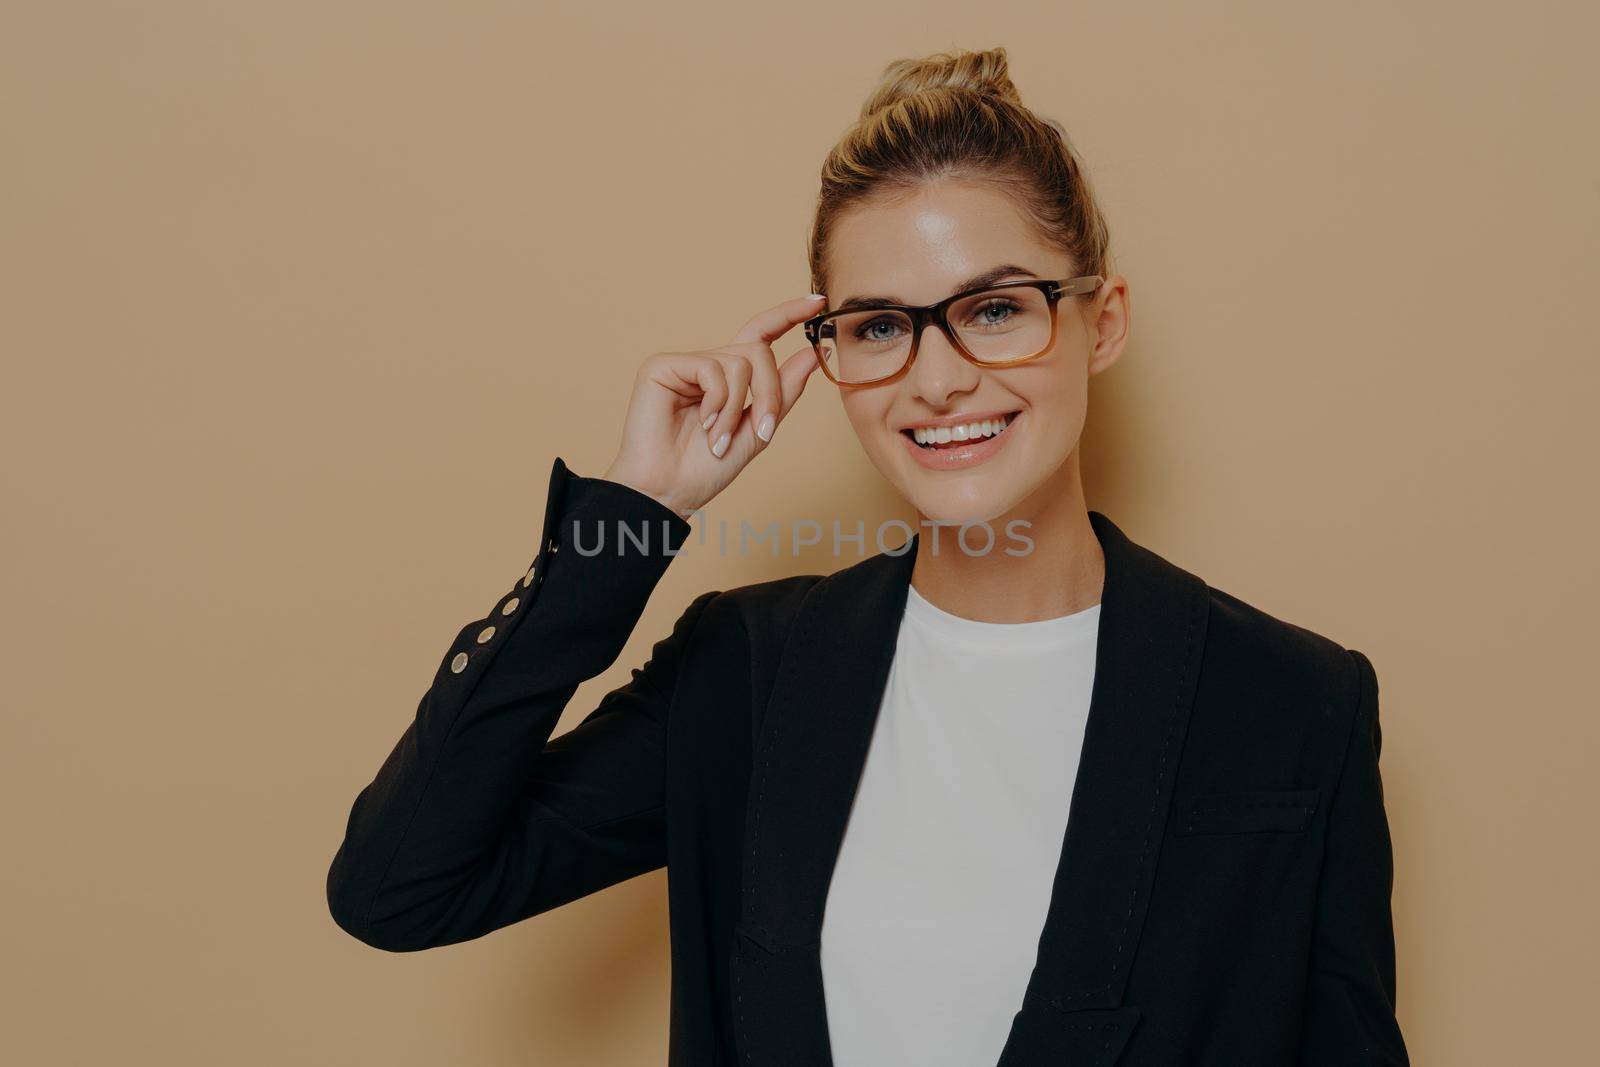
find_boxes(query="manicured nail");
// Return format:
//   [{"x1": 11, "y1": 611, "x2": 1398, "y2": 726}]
[
  {"x1": 712, "y1": 432, "x2": 730, "y2": 457},
  {"x1": 756, "y1": 413, "x2": 775, "y2": 441},
  {"x1": 807, "y1": 293, "x2": 826, "y2": 301},
  {"x1": 703, "y1": 412, "x2": 717, "y2": 430}
]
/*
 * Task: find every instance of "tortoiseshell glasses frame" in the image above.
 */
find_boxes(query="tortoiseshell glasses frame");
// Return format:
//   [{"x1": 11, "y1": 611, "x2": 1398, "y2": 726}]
[{"x1": 802, "y1": 275, "x2": 1105, "y2": 388}]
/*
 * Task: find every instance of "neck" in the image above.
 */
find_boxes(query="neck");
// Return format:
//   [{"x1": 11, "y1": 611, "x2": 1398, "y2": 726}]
[{"x1": 907, "y1": 448, "x2": 1105, "y2": 624}]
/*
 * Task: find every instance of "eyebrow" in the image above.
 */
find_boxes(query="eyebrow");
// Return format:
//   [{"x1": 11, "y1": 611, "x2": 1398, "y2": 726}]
[{"x1": 829, "y1": 264, "x2": 1042, "y2": 314}]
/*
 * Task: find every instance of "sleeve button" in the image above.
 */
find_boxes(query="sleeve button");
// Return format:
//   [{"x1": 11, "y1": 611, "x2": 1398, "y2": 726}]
[
  {"x1": 476, "y1": 625, "x2": 496, "y2": 644},
  {"x1": 501, "y1": 597, "x2": 519, "y2": 616},
  {"x1": 450, "y1": 651, "x2": 470, "y2": 673},
  {"x1": 522, "y1": 567, "x2": 535, "y2": 588}
]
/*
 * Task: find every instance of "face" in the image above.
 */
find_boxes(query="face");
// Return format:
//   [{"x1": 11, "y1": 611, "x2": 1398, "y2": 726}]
[{"x1": 822, "y1": 180, "x2": 1129, "y2": 528}]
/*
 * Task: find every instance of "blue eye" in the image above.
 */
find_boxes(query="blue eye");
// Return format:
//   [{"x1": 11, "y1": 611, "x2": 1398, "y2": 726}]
[
  {"x1": 854, "y1": 317, "x2": 908, "y2": 344},
  {"x1": 967, "y1": 299, "x2": 1021, "y2": 328}
]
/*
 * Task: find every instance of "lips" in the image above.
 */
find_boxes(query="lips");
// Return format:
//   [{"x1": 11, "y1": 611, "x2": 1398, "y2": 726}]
[
  {"x1": 897, "y1": 410, "x2": 1022, "y2": 471},
  {"x1": 902, "y1": 410, "x2": 1020, "y2": 450}
]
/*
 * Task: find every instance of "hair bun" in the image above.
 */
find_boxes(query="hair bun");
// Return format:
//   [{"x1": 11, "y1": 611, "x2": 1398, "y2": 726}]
[{"x1": 860, "y1": 46, "x2": 1022, "y2": 120}]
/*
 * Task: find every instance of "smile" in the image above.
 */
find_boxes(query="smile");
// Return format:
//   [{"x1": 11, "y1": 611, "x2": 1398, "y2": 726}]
[
  {"x1": 902, "y1": 411, "x2": 1018, "y2": 450},
  {"x1": 897, "y1": 410, "x2": 1022, "y2": 471}
]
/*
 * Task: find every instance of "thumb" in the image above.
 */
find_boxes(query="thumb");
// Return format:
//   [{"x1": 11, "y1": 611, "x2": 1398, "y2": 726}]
[{"x1": 775, "y1": 345, "x2": 822, "y2": 421}]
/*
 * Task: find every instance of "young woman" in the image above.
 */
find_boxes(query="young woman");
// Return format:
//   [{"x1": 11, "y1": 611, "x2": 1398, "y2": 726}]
[{"x1": 327, "y1": 47, "x2": 1408, "y2": 1066}]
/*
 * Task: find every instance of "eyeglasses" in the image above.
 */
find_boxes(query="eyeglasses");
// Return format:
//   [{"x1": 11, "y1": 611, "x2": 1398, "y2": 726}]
[{"x1": 803, "y1": 275, "x2": 1104, "y2": 387}]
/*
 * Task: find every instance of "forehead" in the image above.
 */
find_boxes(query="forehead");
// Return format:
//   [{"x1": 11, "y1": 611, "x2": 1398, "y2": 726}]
[{"x1": 827, "y1": 181, "x2": 1065, "y2": 305}]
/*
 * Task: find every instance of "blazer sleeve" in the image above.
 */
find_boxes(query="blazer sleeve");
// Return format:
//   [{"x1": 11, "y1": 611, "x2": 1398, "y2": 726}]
[
  {"x1": 325, "y1": 456, "x2": 719, "y2": 952},
  {"x1": 1297, "y1": 648, "x2": 1410, "y2": 1064}
]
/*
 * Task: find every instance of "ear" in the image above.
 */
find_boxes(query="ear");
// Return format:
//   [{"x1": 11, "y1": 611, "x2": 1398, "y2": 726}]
[{"x1": 1085, "y1": 273, "x2": 1130, "y2": 377}]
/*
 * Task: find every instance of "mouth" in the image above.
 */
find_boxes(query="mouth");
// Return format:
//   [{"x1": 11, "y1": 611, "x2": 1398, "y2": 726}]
[{"x1": 900, "y1": 410, "x2": 1021, "y2": 451}]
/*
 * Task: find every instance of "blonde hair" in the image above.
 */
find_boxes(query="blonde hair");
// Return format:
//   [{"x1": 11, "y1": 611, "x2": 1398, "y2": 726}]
[{"x1": 807, "y1": 46, "x2": 1111, "y2": 295}]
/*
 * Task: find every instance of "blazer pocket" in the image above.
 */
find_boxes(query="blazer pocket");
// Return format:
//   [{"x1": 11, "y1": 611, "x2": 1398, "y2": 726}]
[{"x1": 1173, "y1": 788, "x2": 1320, "y2": 836}]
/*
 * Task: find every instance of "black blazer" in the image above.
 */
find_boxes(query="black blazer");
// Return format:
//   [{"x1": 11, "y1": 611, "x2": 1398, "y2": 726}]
[{"x1": 327, "y1": 457, "x2": 1409, "y2": 1066}]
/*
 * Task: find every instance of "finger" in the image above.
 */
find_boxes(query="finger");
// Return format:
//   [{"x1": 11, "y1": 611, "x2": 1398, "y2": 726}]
[
  {"x1": 706, "y1": 353, "x2": 752, "y2": 459},
  {"x1": 729, "y1": 293, "x2": 828, "y2": 347},
  {"x1": 647, "y1": 351, "x2": 719, "y2": 404},
  {"x1": 744, "y1": 343, "x2": 783, "y2": 446},
  {"x1": 775, "y1": 345, "x2": 822, "y2": 420},
  {"x1": 686, "y1": 357, "x2": 727, "y2": 431},
  {"x1": 729, "y1": 347, "x2": 820, "y2": 463}
]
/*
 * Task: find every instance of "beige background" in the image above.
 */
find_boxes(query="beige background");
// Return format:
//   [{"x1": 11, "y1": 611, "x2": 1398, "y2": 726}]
[{"x1": 3, "y1": 2, "x2": 1594, "y2": 1063}]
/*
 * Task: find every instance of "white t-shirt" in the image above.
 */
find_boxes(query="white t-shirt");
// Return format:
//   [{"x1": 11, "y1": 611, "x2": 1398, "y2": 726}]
[{"x1": 819, "y1": 581, "x2": 1101, "y2": 1067}]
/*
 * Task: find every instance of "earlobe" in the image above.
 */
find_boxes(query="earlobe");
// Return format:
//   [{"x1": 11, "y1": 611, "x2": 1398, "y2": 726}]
[
  {"x1": 1085, "y1": 327, "x2": 1129, "y2": 376},
  {"x1": 1088, "y1": 343, "x2": 1126, "y2": 377}
]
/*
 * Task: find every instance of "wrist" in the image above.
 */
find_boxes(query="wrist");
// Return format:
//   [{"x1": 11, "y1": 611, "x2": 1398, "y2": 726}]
[{"x1": 600, "y1": 466, "x2": 695, "y2": 521}]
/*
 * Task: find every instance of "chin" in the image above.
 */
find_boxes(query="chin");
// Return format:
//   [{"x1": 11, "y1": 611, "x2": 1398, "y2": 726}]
[
  {"x1": 900, "y1": 477, "x2": 1028, "y2": 530},
  {"x1": 918, "y1": 496, "x2": 1019, "y2": 531}
]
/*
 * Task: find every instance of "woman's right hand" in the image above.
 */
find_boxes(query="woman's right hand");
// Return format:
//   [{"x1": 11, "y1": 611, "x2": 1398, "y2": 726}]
[{"x1": 601, "y1": 294, "x2": 827, "y2": 519}]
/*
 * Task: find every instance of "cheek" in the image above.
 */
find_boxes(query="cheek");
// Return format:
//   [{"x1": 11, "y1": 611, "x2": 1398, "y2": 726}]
[
  {"x1": 840, "y1": 392, "x2": 894, "y2": 444},
  {"x1": 1013, "y1": 366, "x2": 1088, "y2": 450},
  {"x1": 1014, "y1": 362, "x2": 1083, "y2": 415}
]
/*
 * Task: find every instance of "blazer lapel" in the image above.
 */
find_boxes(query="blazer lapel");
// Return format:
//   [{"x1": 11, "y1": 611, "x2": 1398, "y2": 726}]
[{"x1": 730, "y1": 511, "x2": 1211, "y2": 1067}]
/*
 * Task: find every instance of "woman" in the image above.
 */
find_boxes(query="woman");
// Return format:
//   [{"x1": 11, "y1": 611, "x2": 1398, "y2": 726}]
[{"x1": 327, "y1": 47, "x2": 1408, "y2": 1066}]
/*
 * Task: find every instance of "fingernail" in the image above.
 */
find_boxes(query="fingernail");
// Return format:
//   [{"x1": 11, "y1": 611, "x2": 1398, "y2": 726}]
[
  {"x1": 703, "y1": 412, "x2": 717, "y2": 430},
  {"x1": 807, "y1": 293, "x2": 826, "y2": 301},
  {"x1": 712, "y1": 432, "x2": 730, "y2": 457},
  {"x1": 756, "y1": 413, "x2": 775, "y2": 441}
]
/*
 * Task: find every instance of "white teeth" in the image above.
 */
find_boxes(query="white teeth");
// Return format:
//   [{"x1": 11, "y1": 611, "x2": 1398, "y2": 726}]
[{"x1": 910, "y1": 413, "x2": 1012, "y2": 446}]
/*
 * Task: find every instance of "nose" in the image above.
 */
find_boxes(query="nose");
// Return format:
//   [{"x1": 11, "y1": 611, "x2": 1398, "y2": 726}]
[{"x1": 907, "y1": 320, "x2": 980, "y2": 407}]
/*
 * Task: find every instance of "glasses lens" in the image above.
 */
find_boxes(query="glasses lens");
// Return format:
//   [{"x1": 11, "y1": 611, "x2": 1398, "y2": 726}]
[
  {"x1": 949, "y1": 285, "x2": 1052, "y2": 362},
  {"x1": 819, "y1": 308, "x2": 916, "y2": 384}
]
